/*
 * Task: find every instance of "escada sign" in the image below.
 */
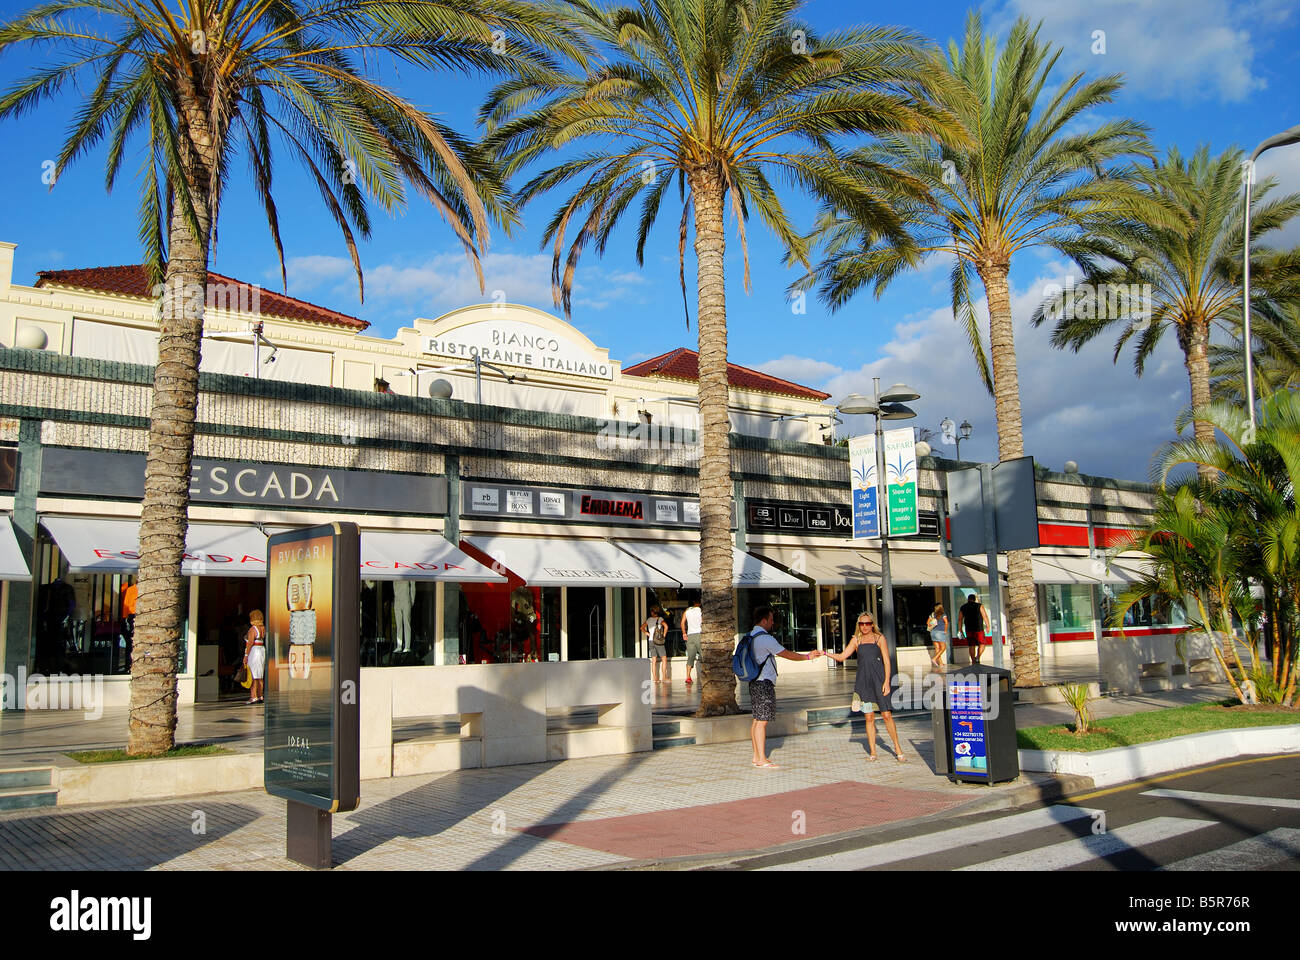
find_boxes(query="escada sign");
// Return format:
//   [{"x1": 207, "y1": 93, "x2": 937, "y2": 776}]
[{"x1": 40, "y1": 449, "x2": 447, "y2": 514}]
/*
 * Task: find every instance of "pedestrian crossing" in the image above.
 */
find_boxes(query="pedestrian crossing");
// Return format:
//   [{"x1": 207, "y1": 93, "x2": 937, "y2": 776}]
[{"x1": 762, "y1": 798, "x2": 1297, "y2": 871}]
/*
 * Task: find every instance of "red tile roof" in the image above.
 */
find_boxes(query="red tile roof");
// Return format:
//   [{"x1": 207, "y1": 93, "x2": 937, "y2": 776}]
[
  {"x1": 34, "y1": 264, "x2": 367, "y2": 331},
  {"x1": 623, "y1": 347, "x2": 831, "y2": 401}
]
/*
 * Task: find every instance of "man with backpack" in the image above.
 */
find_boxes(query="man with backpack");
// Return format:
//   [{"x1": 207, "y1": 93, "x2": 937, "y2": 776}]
[{"x1": 737, "y1": 606, "x2": 822, "y2": 769}]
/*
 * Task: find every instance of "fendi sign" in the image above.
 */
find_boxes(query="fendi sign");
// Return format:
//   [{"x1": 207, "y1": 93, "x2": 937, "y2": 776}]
[{"x1": 40, "y1": 449, "x2": 447, "y2": 515}]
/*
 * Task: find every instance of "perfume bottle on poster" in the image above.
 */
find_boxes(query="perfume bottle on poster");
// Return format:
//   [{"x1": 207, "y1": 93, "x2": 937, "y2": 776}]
[{"x1": 287, "y1": 573, "x2": 315, "y2": 680}]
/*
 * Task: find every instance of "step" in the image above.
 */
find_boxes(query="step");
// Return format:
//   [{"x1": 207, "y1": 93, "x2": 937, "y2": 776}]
[
  {"x1": 652, "y1": 735, "x2": 696, "y2": 751},
  {"x1": 0, "y1": 767, "x2": 53, "y2": 790},
  {"x1": 0, "y1": 786, "x2": 58, "y2": 812},
  {"x1": 652, "y1": 721, "x2": 682, "y2": 736}
]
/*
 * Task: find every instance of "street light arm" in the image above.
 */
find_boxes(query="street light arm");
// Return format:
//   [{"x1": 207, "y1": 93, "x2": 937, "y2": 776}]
[{"x1": 1251, "y1": 125, "x2": 1300, "y2": 162}]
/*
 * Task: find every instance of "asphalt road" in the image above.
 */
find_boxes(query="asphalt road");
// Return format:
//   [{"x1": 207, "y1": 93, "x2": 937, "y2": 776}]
[{"x1": 728, "y1": 753, "x2": 1300, "y2": 871}]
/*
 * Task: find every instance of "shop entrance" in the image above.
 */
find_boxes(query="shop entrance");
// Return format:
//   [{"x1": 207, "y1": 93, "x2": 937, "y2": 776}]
[
  {"x1": 565, "y1": 587, "x2": 606, "y2": 660},
  {"x1": 195, "y1": 576, "x2": 266, "y2": 700}
]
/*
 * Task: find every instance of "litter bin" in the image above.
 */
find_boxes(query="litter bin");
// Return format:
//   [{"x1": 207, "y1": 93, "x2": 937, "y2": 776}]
[{"x1": 940, "y1": 664, "x2": 1018, "y2": 784}]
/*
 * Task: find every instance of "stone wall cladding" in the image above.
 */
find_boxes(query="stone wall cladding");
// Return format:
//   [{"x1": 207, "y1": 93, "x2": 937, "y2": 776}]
[{"x1": 0, "y1": 350, "x2": 1159, "y2": 518}]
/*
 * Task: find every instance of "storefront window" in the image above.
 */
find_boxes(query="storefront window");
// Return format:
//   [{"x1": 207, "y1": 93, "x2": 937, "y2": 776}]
[
  {"x1": 614, "y1": 588, "x2": 638, "y2": 658},
  {"x1": 565, "y1": 586, "x2": 606, "y2": 660},
  {"x1": 359, "y1": 580, "x2": 438, "y2": 666},
  {"x1": 843, "y1": 588, "x2": 870, "y2": 647},
  {"x1": 647, "y1": 587, "x2": 689, "y2": 657},
  {"x1": 892, "y1": 587, "x2": 938, "y2": 647},
  {"x1": 32, "y1": 539, "x2": 171, "y2": 676},
  {"x1": 819, "y1": 587, "x2": 844, "y2": 653},
  {"x1": 736, "y1": 588, "x2": 817, "y2": 651},
  {"x1": 1045, "y1": 583, "x2": 1094, "y2": 637},
  {"x1": 1099, "y1": 586, "x2": 1186, "y2": 629}
]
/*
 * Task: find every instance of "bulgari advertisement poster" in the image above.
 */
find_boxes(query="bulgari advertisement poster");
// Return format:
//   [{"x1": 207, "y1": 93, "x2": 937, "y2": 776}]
[{"x1": 264, "y1": 522, "x2": 360, "y2": 813}]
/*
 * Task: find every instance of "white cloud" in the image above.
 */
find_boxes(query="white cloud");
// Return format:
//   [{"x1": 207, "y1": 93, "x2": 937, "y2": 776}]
[
  {"x1": 770, "y1": 263, "x2": 1194, "y2": 481},
  {"x1": 277, "y1": 249, "x2": 648, "y2": 332},
  {"x1": 993, "y1": 0, "x2": 1289, "y2": 103},
  {"x1": 1255, "y1": 146, "x2": 1300, "y2": 251},
  {"x1": 752, "y1": 354, "x2": 846, "y2": 385}
]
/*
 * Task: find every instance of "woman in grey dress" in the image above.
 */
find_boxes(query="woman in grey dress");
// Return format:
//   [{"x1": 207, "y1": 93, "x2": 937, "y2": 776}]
[{"x1": 824, "y1": 613, "x2": 908, "y2": 762}]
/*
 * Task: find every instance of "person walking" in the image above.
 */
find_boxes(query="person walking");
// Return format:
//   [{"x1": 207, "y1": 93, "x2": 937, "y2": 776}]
[
  {"x1": 927, "y1": 603, "x2": 950, "y2": 669},
  {"x1": 681, "y1": 595, "x2": 703, "y2": 685},
  {"x1": 824, "y1": 613, "x2": 908, "y2": 762},
  {"x1": 243, "y1": 609, "x2": 267, "y2": 705},
  {"x1": 745, "y1": 606, "x2": 822, "y2": 768},
  {"x1": 959, "y1": 592, "x2": 992, "y2": 665},
  {"x1": 641, "y1": 605, "x2": 669, "y2": 683}
]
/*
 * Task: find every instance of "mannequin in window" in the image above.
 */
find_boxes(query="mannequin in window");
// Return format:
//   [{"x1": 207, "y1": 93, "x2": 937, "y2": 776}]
[{"x1": 392, "y1": 579, "x2": 415, "y2": 656}]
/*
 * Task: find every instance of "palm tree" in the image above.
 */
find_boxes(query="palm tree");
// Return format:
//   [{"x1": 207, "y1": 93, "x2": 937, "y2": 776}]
[
  {"x1": 1126, "y1": 391, "x2": 1300, "y2": 703},
  {"x1": 1211, "y1": 298, "x2": 1300, "y2": 404},
  {"x1": 1039, "y1": 146, "x2": 1300, "y2": 483},
  {"x1": 482, "y1": 0, "x2": 964, "y2": 715},
  {"x1": 0, "y1": 0, "x2": 587, "y2": 755},
  {"x1": 800, "y1": 11, "x2": 1155, "y2": 687}
]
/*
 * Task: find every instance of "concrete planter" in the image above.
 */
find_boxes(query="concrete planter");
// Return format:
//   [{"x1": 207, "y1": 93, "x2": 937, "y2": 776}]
[
  {"x1": 56, "y1": 751, "x2": 262, "y2": 806},
  {"x1": 1018, "y1": 723, "x2": 1300, "y2": 788}
]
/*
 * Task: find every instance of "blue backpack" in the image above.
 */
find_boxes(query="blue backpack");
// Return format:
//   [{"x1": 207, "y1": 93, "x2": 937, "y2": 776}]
[{"x1": 732, "y1": 628, "x2": 775, "y2": 682}]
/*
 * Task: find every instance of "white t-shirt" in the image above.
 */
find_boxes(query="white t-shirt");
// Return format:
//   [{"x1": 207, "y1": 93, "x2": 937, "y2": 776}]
[
  {"x1": 644, "y1": 616, "x2": 666, "y2": 645},
  {"x1": 683, "y1": 606, "x2": 702, "y2": 634}
]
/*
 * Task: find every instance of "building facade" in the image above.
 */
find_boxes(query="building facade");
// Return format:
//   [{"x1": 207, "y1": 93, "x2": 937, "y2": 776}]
[{"x1": 0, "y1": 241, "x2": 1181, "y2": 711}]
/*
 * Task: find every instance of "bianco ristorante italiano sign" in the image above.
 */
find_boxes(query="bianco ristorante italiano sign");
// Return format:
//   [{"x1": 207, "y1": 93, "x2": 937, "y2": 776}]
[{"x1": 423, "y1": 318, "x2": 613, "y2": 380}]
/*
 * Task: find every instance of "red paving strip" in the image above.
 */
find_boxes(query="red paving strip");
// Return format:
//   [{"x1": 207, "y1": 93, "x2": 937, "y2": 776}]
[{"x1": 518, "y1": 781, "x2": 969, "y2": 860}]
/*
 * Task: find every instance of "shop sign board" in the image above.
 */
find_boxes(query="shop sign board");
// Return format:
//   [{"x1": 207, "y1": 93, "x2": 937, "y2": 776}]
[
  {"x1": 40, "y1": 449, "x2": 447, "y2": 515},
  {"x1": 948, "y1": 676, "x2": 988, "y2": 780},
  {"x1": 884, "y1": 428, "x2": 918, "y2": 537},
  {"x1": 746, "y1": 499, "x2": 853, "y2": 536},
  {"x1": 264, "y1": 522, "x2": 360, "y2": 813},
  {"x1": 848, "y1": 435, "x2": 880, "y2": 539},
  {"x1": 423, "y1": 317, "x2": 613, "y2": 379},
  {"x1": 464, "y1": 482, "x2": 705, "y2": 528}
]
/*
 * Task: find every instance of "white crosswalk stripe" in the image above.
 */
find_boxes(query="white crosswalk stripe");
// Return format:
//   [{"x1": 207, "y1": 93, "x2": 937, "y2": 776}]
[
  {"x1": 762, "y1": 805, "x2": 1102, "y2": 871},
  {"x1": 1140, "y1": 789, "x2": 1300, "y2": 810},
  {"x1": 1159, "y1": 828, "x2": 1300, "y2": 871},
  {"x1": 955, "y1": 817, "x2": 1217, "y2": 871}
]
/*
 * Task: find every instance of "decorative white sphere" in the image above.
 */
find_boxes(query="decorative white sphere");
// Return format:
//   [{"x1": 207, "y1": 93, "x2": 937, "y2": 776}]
[
  {"x1": 1064, "y1": 460, "x2": 1079, "y2": 474},
  {"x1": 428, "y1": 378, "x2": 453, "y2": 400},
  {"x1": 915, "y1": 441, "x2": 932, "y2": 458},
  {"x1": 14, "y1": 325, "x2": 47, "y2": 350}
]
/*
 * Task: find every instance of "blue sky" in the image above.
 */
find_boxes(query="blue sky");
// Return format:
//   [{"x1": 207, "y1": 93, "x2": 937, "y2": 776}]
[{"x1": 2, "y1": 0, "x2": 1298, "y2": 481}]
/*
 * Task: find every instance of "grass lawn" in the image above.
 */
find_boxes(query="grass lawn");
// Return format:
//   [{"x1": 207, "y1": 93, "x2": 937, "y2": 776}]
[
  {"x1": 1016, "y1": 701, "x2": 1299, "y2": 752},
  {"x1": 67, "y1": 744, "x2": 233, "y2": 764}
]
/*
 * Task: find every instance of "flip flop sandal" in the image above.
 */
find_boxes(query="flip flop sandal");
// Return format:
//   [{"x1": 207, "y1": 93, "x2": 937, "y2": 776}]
[{"x1": 752, "y1": 760, "x2": 779, "y2": 769}]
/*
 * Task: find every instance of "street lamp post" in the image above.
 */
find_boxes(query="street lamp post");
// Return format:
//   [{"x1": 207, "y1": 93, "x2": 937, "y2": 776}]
[
  {"x1": 940, "y1": 416, "x2": 974, "y2": 460},
  {"x1": 1243, "y1": 124, "x2": 1300, "y2": 432},
  {"x1": 838, "y1": 379, "x2": 920, "y2": 679}
]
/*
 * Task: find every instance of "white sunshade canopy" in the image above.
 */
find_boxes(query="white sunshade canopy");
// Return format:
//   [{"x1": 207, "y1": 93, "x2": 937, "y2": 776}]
[
  {"x1": 1033, "y1": 555, "x2": 1131, "y2": 585},
  {"x1": 42, "y1": 517, "x2": 268, "y2": 577},
  {"x1": 466, "y1": 535, "x2": 677, "y2": 587},
  {"x1": 750, "y1": 546, "x2": 876, "y2": 585},
  {"x1": 0, "y1": 517, "x2": 31, "y2": 580},
  {"x1": 866, "y1": 551, "x2": 990, "y2": 587},
  {"x1": 361, "y1": 531, "x2": 503, "y2": 582},
  {"x1": 613, "y1": 540, "x2": 805, "y2": 589}
]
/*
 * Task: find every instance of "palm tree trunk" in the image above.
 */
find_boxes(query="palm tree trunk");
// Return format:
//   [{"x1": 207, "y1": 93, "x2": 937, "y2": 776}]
[
  {"x1": 690, "y1": 165, "x2": 738, "y2": 717},
  {"x1": 1183, "y1": 320, "x2": 1217, "y2": 485},
  {"x1": 127, "y1": 102, "x2": 215, "y2": 755},
  {"x1": 979, "y1": 263, "x2": 1042, "y2": 687}
]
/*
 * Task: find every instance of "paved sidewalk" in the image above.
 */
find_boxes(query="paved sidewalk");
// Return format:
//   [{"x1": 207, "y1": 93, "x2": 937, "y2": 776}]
[
  {"x1": 0, "y1": 683, "x2": 1244, "y2": 870},
  {"x1": 0, "y1": 717, "x2": 1075, "y2": 871}
]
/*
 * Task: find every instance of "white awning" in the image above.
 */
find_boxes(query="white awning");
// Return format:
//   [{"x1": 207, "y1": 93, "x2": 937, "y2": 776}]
[
  {"x1": 362, "y1": 532, "x2": 503, "y2": 582},
  {"x1": 613, "y1": 540, "x2": 805, "y2": 589},
  {"x1": 864, "y1": 551, "x2": 990, "y2": 587},
  {"x1": 42, "y1": 517, "x2": 268, "y2": 576},
  {"x1": 750, "y1": 546, "x2": 877, "y2": 585},
  {"x1": 0, "y1": 517, "x2": 31, "y2": 580},
  {"x1": 465, "y1": 535, "x2": 677, "y2": 587}
]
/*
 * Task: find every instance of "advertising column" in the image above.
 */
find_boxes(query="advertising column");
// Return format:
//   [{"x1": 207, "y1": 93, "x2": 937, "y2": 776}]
[{"x1": 265, "y1": 523, "x2": 360, "y2": 869}]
